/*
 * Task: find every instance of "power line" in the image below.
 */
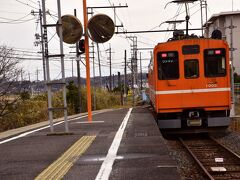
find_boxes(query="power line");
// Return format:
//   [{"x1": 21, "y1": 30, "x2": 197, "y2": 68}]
[
  {"x1": 27, "y1": 0, "x2": 38, "y2": 6},
  {"x1": 15, "y1": 0, "x2": 39, "y2": 10},
  {"x1": 0, "y1": 10, "x2": 27, "y2": 15},
  {"x1": 149, "y1": 2, "x2": 200, "y2": 31},
  {"x1": 0, "y1": 17, "x2": 35, "y2": 24},
  {"x1": 165, "y1": 4, "x2": 183, "y2": 41},
  {"x1": 0, "y1": 13, "x2": 35, "y2": 24}
]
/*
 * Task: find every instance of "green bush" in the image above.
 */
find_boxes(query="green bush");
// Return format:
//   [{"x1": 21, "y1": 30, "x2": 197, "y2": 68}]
[
  {"x1": 0, "y1": 86, "x2": 122, "y2": 132},
  {"x1": 66, "y1": 82, "x2": 121, "y2": 113},
  {"x1": 0, "y1": 99, "x2": 48, "y2": 131}
]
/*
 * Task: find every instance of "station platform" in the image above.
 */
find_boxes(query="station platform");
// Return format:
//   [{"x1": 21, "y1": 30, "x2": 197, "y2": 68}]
[{"x1": 0, "y1": 106, "x2": 181, "y2": 180}]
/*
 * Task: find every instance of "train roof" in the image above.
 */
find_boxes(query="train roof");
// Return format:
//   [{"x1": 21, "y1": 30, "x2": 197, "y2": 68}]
[{"x1": 154, "y1": 37, "x2": 228, "y2": 51}]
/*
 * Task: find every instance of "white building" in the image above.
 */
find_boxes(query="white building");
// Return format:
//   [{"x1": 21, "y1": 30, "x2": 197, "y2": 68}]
[{"x1": 204, "y1": 11, "x2": 240, "y2": 74}]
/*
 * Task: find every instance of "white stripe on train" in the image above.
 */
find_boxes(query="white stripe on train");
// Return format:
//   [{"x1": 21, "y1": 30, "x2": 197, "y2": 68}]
[{"x1": 150, "y1": 87, "x2": 230, "y2": 95}]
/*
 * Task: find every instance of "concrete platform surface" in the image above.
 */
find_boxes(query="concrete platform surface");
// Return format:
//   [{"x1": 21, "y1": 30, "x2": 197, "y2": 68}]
[{"x1": 0, "y1": 106, "x2": 180, "y2": 180}]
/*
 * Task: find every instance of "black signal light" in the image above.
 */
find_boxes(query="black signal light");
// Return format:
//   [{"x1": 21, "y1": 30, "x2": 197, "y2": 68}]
[{"x1": 79, "y1": 39, "x2": 85, "y2": 54}]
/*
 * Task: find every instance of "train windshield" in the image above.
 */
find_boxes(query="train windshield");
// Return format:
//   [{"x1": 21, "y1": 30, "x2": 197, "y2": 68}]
[
  {"x1": 204, "y1": 48, "x2": 226, "y2": 77},
  {"x1": 184, "y1": 59, "x2": 199, "y2": 79},
  {"x1": 157, "y1": 51, "x2": 179, "y2": 80}
]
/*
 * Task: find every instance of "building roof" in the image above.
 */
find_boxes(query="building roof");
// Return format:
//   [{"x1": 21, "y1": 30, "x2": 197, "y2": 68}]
[{"x1": 203, "y1": 11, "x2": 240, "y2": 27}]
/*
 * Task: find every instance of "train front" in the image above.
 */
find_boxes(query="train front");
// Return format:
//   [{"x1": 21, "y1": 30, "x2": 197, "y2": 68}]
[{"x1": 150, "y1": 38, "x2": 231, "y2": 132}]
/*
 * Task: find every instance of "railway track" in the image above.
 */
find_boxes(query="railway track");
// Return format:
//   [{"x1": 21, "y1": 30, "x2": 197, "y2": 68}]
[{"x1": 179, "y1": 136, "x2": 240, "y2": 180}]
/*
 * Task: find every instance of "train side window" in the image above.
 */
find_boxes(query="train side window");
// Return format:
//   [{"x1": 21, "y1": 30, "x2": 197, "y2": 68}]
[
  {"x1": 184, "y1": 59, "x2": 199, "y2": 79},
  {"x1": 204, "y1": 48, "x2": 226, "y2": 77},
  {"x1": 157, "y1": 51, "x2": 179, "y2": 80}
]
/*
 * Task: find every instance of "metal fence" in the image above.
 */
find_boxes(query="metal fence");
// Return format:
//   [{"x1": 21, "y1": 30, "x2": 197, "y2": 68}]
[{"x1": 234, "y1": 83, "x2": 240, "y2": 103}]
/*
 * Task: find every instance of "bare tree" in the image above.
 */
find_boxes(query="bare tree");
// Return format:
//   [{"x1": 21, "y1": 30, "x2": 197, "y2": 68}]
[{"x1": 0, "y1": 46, "x2": 22, "y2": 117}]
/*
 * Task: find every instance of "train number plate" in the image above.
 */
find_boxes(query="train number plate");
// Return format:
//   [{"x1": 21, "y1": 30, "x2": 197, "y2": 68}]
[{"x1": 187, "y1": 119, "x2": 202, "y2": 126}]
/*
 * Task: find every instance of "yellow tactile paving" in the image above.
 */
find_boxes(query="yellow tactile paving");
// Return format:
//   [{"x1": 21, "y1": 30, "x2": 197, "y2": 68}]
[{"x1": 35, "y1": 135, "x2": 96, "y2": 180}]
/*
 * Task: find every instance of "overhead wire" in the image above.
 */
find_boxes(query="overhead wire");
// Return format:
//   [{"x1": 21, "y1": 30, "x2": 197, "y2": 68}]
[
  {"x1": 164, "y1": 4, "x2": 183, "y2": 41},
  {"x1": 0, "y1": 10, "x2": 27, "y2": 15},
  {"x1": 149, "y1": 2, "x2": 200, "y2": 31},
  {"x1": 27, "y1": 0, "x2": 38, "y2": 6},
  {"x1": 0, "y1": 13, "x2": 35, "y2": 24},
  {"x1": 15, "y1": 0, "x2": 39, "y2": 10}
]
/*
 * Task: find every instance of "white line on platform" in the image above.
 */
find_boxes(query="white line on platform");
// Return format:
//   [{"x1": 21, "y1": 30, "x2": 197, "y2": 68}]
[
  {"x1": 0, "y1": 110, "x2": 112, "y2": 145},
  {"x1": 73, "y1": 121, "x2": 105, "y2": 124},
  {"x1": 0, "y1": 120, "x2": 66, "y2": 145},
  {"x1": 95, "y1": 108, "x2": 133, "y2": 180}
]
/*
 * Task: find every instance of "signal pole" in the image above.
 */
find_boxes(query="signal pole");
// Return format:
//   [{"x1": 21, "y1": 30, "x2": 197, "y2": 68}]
[
  {"x1": 74, "y1": 9, "x2": 82, "y2": 113},
  {"x1": 83, "y1": 0, "x2": 92, "y2": 121}
]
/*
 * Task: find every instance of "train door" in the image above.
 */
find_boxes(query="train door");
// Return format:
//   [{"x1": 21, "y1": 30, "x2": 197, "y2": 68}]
[{"x1": 181, "y1": 45, "x2": 202, "y2": 108}]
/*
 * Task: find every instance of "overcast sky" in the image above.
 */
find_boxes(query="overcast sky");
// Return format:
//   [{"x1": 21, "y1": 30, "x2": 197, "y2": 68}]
[{"x1": 0, "y1": 0, "x2": 239, "y2": 81}]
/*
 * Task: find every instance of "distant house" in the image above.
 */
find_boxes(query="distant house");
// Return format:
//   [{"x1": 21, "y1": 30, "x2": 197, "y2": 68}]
[{"x1": 204, "y1": 11, "x2": 240, "y2": 74}]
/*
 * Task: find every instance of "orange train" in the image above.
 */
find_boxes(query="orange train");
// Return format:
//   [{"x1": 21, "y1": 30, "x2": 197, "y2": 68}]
[{"x1": 148, "y1": 33, "x2": 231, "y2": 131}]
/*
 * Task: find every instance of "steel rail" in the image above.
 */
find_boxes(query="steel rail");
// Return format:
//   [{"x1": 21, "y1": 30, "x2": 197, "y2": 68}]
[
  {"x1": 179, "y1": 136, "x2": 240, "y2": 180},
  {"x1": 210, "y1": 136, "x2": 240, "y2": 159},
  {"x1": 179, "y1": 137, "x2": 214, "y2": 180}
]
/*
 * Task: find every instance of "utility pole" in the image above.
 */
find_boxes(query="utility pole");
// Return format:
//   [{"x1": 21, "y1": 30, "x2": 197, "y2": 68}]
[
  {"x1": 36, "y1": 68, "x2": 39, "y2": 81},
  {"x1": 131, "y1": 56, "x2": 134, "y2": 106},
  {"x1": 118, "y1": 71, "x2": 123, "y2": 105},
  {"x1": 124, "y1": 50, "x2": 127, "y2": 104},
  {"x1": 140, "y1": 52, "x2": 143, "y2": 91},
  {"x1": 39, "y1": 9, "x2": 46, "y2": 82},
  {"x1": 39, "y1": 8, "x2": 46, "y2": 82},
  {"x1": 41, "y1": 0, "x2": 53, "y2": 132},
  {"x1": 230, "y1": 13, "x2": 236, "y2": 117},
  {"x1": 92, "y1": 42, "x2": 96, "y2": 111},
  {"x1": 113, "y1": 74, "x2": 115, "y2": 89},
  {"x1": 127, "y1": 36, "x2": 138, "y2": 106},
  {"x1": 74, "y1": 9, "x2": 81, "y2": 113},
  {"x1": 20, "y1": 69, "x2": 23, "y2": 82},
  {"x1": 108, "y1": 44, "x2": 112, "y2": 91},
  {"x1": 41, "y1": 0, "x2": 69, "y2": 133},
  {"x1": 28, "y1": 72, "x2": 31, "y2": 82},
  {"x1": 71, "y1": 58, "x2": 74, "y2": 77},
  {"x1": 31, "y1": 7, "x2": 46, "y2": 81},
  {"x1": 97, "y1": 43, "x2": 102, "y2": 88},
  {"x1": 200, "y1": 0, "x2": 207, "y2": 36}
]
